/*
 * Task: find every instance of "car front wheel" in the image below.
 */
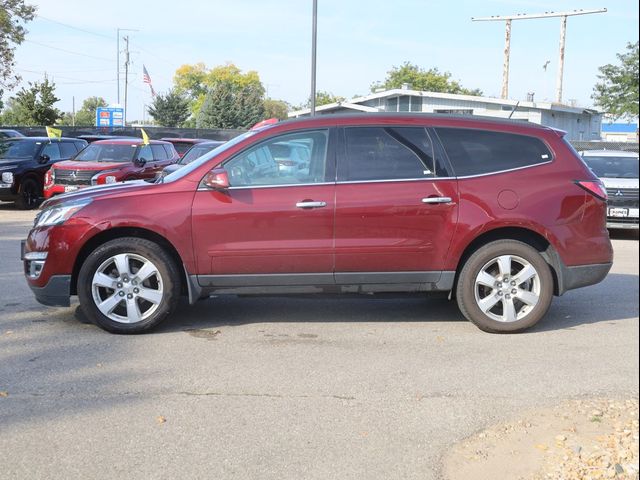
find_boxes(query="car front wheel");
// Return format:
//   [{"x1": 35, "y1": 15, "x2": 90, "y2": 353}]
[
  {"x1": 456, "y1": 240, "x2": 554, "y2": 333},
  {"x1": 77, "y1": 237, "x2": 180, "y2": 333}
]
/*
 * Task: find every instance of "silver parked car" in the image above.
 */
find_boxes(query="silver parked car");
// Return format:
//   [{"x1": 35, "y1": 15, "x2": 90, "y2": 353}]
[{"x1": 581, "y1": 149, "x2": 639, "y2": 230}]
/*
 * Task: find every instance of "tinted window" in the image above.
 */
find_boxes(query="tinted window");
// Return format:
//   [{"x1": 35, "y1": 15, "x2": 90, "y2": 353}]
[
  {"x1": 74, "y1": 141, "x2": 87, "y2": 152},
  {"x1": 162, "y1": 145, "x2": 175, "y2": 158},
  {"x1": 341, "y1": 127, "x2": 437, "y2": 181},
  {"x1": 172, "y1": 142, "x2": 192, "y2": 155},
  {"x1": 582, "y1": 155, "x2": 639, "y2": 179},
  {"x1": 59, "y1": 142, "x2": 78, "y2": 159},
  {"x1": 41, "y1": 142, "x2": 61, "y2": 161},
  {"x1": 436, "y1": 128, "x2": 552, "y2": 176},
  {"x1": 224, "y1": 130, "x2": 329, "y2": 186},
  {"x1": 151, "y1": 144, "x2": 169, "y2": 161}
]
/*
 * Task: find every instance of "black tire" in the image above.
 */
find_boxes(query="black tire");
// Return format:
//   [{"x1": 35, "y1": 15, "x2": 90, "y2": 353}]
[
  {"x1": 77, "y1": 237, "x2": 181, "y2": 334},
  {"x1": 15, "y1": 177, "x2": 42, "y2": 210},
  {"x1": 456, "y1": 240, "x2": 554, "y2": 333}
]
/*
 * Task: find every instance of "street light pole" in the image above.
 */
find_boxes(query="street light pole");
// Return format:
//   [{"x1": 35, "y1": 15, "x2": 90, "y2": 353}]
[{"x1": 310, "y1": 0, "x2": 318, "y2": 116}]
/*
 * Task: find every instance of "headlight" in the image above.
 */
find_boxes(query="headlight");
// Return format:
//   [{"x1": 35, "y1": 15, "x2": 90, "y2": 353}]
[
  {"x1": 1, "y1": 172, "x2": 13, "y2": 184},
  {"x1": 34, "y1": 198, "x2": 93, "y2": 228}
]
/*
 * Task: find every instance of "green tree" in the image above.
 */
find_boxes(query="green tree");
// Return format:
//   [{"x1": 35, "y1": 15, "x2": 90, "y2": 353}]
[
  {"x1": 1, "y1": 76, "x2": 61, "y2": 125},
  {"x1": 263, "y1": 98, "x2": 289, "y2": 120},
  {"x1": 174, "y1": 62, "x2": 265, "y2": 118},
  {"x1": 1, "y1": 0, "x2": 36, "y2": 93},
  {"x1": 592, "y1": 41, "x2": 639, "y2": 120},
  {"x1": 147, "y1": 89, "x2": 190, "y2": 127},
  {"x1": 196, "y1": 80, "x2": 265, "y2": 129},
  {"x1": 371, "y1": 62, "x2": 482, "y2": 96},
  {"x1": 293, "y1": 91, "x2": 346, "y2": 111},
  {"x1": 76, "y1": 96, "x2": 107, "y2": 125}
]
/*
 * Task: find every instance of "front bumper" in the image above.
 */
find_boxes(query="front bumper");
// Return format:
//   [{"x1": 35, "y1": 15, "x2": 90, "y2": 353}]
[{"x1": 28, "y1": 275, "x2": 72, "y2": 307}]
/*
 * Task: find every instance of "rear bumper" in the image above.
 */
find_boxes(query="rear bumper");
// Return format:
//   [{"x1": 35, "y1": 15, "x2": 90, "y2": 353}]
[
  {"x1": 559, "y1": 262, "x2": 612, "y2": 295},
  {"x1": 28, "y1": 275, "x2": 71, "y2": 307}
]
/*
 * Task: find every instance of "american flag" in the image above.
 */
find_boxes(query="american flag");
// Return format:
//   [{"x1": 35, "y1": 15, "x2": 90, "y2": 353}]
[{"x1": 142, "y1": 65, "x2": 156, "y2": 97}]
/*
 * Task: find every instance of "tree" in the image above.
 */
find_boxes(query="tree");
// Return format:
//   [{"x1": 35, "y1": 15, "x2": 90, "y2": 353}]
[
  {"x1": 75, "y1": 96, "x2": 107, "y2": 125},
  {"x1": 263, "y1": 98, "x2": 289, "y2": 120},
  {"x1": 371, "y1": 62, "x2": 482, "y2": 96},
  {"x1": 1, "y1": 76, "x2": 61, "y2": 125},
  {"x1": 174, "y1": 62, "x2": 265, "y2": 118},
  {"x1": 592, "y1": 41, "x2": 639, "y2": 120},
  {"x1": 1, "y1": 0, "x2": 36, "y2": 93},
  {"x1": 147, "y1": 89, "x2": 190, "y2": 127},
  {"x1": 292, "y1": 91, "x2": 346, "y2": 111},
  {"x1": 196, "y1": 80, "x2": 265, "y2": 129}
]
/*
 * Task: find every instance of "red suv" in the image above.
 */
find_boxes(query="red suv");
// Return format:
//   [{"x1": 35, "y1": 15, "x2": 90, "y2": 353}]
[
  {"x1": 43, "y1": 138, "x2": 179, "y2": 198},
  {"x1": 22, "y1": 114, "x2": 613, "y2": 334}
]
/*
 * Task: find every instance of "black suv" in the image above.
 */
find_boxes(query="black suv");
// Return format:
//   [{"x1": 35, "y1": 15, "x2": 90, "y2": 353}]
[{"x1": 0, "y1": 137, "x2": 87, "y2": 209}]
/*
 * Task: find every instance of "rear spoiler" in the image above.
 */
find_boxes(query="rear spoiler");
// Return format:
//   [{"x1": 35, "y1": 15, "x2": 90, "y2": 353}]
[{"x1": 550, "y1": 127, "x2": 567, "y2": 138}]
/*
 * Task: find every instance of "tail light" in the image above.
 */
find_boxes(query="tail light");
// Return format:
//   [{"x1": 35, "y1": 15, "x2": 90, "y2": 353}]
[
  {"x1": 44, "y1": 168, "x2": 53, "y2": 188},
  {"x1": 575, "y1": 180, "x2": 607, "y2": 201}
]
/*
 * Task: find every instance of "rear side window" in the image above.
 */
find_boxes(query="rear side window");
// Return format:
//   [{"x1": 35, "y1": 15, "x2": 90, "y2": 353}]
[
  {"x1": 151, "y1": 144, "x2": 169, "y2": 161},
  {"x1": 435, "y1": 128, "x2": 552, "y2": 177},
  {"x1": 341, "y1": 127, "x2": 443, "y2": 182},
  {"x1": 162, "y1": 144, "x2": 175, "y2": 158},
  {"x1": 59, "y1": 142, "x2": 78, "y2": 158}
]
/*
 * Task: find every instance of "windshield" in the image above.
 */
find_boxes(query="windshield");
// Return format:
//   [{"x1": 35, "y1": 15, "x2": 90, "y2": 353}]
[
  {"x1": 0, "y1": 140, "x2": 39, "y2": 159},
  {"x1": 75, "y1": 143, "x2": 138, "y2": 163},
  {"x1": 583, "y1": 155, "x2": 639, "y2": 179},
  {"x1": 164, "y1": 132, "x2": 255, "y2": 183},
  {"x1": 179, "y1": 143, "x2": 222, "y2": 165}
]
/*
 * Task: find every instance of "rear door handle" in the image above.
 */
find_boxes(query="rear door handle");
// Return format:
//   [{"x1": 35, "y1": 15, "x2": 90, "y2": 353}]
[
  {"x1": 421, "y1": 196, "x2": 455, "y2": 205},
  {"x1": 296, "y1": 201, "x2": 327, "y2": 209}
]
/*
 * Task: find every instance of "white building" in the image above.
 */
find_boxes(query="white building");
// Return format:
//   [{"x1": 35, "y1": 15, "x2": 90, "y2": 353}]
[{"x1": 289, "y1": 88, "x2": 602, "y2": 142}]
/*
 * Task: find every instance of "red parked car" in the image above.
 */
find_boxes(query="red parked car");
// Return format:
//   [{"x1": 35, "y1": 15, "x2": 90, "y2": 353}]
[
  {"x1": 23, "y1": 114, "x2": 612, "y2": 334},
  {"x1": 43, "y1": 138, "x2": 179, "y2": 198},
  {"x1": 160, "y1": 138, "x2": 209, "y2": 158}
]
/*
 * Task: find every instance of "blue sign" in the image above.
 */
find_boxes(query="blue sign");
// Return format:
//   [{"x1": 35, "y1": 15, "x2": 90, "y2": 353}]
[{"x1": 96, "y1": 107, "x2": 125, "y2": 127}]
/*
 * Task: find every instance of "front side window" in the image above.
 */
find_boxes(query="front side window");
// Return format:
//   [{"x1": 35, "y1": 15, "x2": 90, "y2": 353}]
[
  {"x1": 340, "y1": 127, "x2": 439, "y2": 182},
  {"x1": 151, "y1": 144, "x2": 169, "y2": 161},
  {"x1": 436, "y1": 128, "x2": 552, "y2": 177},
  {"x1": 138, "y1": 145, "x2": 152, "y2": 162},
  {"x1": 59, "y1": 142, "x2": 78, "y2": 158},
  {"x1": 40, "y1": 142, "x2": 61, "y2": 160},
  {"x1": 224, "y1": 130, "x2": 329, "y2": 187}
]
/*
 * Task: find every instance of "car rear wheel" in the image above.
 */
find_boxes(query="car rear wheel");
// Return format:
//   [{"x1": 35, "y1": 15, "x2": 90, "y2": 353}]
[
  {"x1": 456, "y1": 240, "x2": 554, "y2": 333},
  {"x1": 77, "y1": 237, "x2": 180, "y2": 333},
  {"x1": 16, "y1": 177, "x2": 41, "y2": 210}
]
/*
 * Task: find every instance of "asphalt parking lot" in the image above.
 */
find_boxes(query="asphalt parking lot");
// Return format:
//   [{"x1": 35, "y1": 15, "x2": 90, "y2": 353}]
[{"x1": 0, "y1": 204, "x2": 638, "y2": 480}]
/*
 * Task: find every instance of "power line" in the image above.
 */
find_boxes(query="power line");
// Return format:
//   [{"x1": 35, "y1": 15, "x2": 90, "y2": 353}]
[
  {"x1": 36, "y1": 15, "x2": 112, "y2": 40},
  {"x1": 23, "y1": 39, "x2": 112, "y2": 62}
]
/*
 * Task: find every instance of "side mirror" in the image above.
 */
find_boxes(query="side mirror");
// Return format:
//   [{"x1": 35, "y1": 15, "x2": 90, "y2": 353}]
[
  {"x1": 203, "y1": 168, "x2": 230, "y2": 190},
  {"x1": 38, "y1": 154, "x2": 51, "y2": 164},
  {"x1": 134, "y1": 157, "x2": 147, "y2": 167}
]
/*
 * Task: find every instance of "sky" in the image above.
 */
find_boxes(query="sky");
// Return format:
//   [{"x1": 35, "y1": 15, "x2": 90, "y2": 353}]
[{"x1": 7, "y1": 0, "x2": 640, "y2": 121}]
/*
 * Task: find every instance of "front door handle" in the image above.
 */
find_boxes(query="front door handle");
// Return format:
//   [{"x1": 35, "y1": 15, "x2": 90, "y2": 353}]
[
  {"x1": 421, "y1": 196, "x2": 455, "y2": 205},
  {"x1": 296, "y1": 201, "x2": 327, "y2": 209}
]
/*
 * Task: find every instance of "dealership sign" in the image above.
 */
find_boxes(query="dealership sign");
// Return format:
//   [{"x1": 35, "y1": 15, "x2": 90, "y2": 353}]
[{"x1": 95, "y1": 107, "x2": 125, "y2": 127}]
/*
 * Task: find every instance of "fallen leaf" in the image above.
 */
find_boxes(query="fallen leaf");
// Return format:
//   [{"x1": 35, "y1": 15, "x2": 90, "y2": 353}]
[
  {"x1": 535, "y1": 443, "x2": 548, "y2": 451},
  {"x1": 156, "y1": 415, "x2": 166, "y2": 424},
  {"x1": 0, "y1": 391, "x2": 8, "y2": 397}
]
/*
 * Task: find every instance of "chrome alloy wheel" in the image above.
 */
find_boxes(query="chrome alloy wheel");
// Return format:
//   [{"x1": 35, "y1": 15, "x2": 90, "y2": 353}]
[
  {"x1": 473, "y1": 254, "x2": 540, "y2": 323},
  {"x1": 91, "y1": 253, "x2": 164, "y2": 324}
]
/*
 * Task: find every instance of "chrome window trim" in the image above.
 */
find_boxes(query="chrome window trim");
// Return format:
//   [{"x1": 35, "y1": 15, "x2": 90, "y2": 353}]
[
  {"x1": 197, "y1": 181, "x2": 334, "y2": 191},
  {"x1": 195, "y1": 159, "x2": 553, "y2": 190}
]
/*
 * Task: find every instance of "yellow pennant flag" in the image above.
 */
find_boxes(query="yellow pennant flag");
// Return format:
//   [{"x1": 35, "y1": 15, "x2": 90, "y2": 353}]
[
  {"x1": 140, "y1": 128, "x2": 150, "y2": 145},
  {"x1": 46, "y1": 126, "x2": 62, "y2": 140}
]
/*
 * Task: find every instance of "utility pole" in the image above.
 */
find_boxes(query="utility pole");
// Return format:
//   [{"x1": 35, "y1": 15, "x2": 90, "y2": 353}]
[
  {"x1": 117, "y1": 28, "x2": 138, "y2": 106},
  {"x1": 472, "y1": 8, "x2": 606, "y2": 103},
  {"x1": 123, "y1": 35, "x2": 130, "y2": 125},
  {"x1": 72, "y1": 96, "x2": 75, "y2": 127},
  {"x1": 310, "y1": 0, "x2": 318, "y2": 116}
]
